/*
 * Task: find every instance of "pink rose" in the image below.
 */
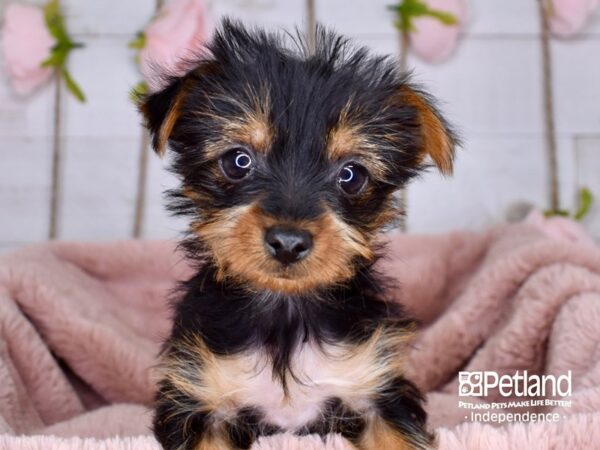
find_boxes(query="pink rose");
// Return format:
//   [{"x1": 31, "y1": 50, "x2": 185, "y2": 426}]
[
  {"x1": 525, "y1": 209, "x2": 596, "y2": 246},
  {"x1": 549, "y1": 0, "x2": 600, "y2": 36},
  {"x1": 410, "y1": 0, "x2": 468, "y2": 63},
  {"x1": 140, "y1": 0, "x2": 212, "y2": 91},
  {"x1": 1, "y1": 3, "x2": 56, "y2": 95}
]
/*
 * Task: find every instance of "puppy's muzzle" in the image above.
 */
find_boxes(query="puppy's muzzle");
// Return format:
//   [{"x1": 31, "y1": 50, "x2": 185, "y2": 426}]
[{"x1": 264, "y1": 226, "x2": 313, "y2": 265}]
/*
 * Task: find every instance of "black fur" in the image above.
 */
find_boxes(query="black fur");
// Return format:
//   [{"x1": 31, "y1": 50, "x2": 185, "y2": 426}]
[
  {"x1": 142, "y1": 19, "x2": 456, "y2": 450},
  {"x1": 171, "y1": 265, "x2": 412, "y2": 387},
  {"x1": 301, "y1": 397, "x2": 366, "y2": 441},
  {"x1": 226, "y1": 407, "x2": 280, "y2": 449},
  {"x1": 376, "y1": 376, "x2": 434, "y2": 447},
  {"x1": 153, "y1": 378, "x2": 209, "y2": 450}
]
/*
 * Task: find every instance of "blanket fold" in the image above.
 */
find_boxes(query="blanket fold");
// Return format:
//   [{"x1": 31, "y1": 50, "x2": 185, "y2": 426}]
[{"x1": 0, "y1": 224, "x2": 599, "y2": 449}]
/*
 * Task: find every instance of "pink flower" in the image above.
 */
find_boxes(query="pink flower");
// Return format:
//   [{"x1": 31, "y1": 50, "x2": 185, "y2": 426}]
[
  {"x1": 549, "y1": 0, "x2": 600, "y2": 36},
  {"x1": 1, "y1": 3, "x2": 56, "y2": 95},
  {"x1": 410, "y1": 0, "x2": 468, "y2": 63},
  {"x1": 140, "y1": 0, "x2": 212, "y2": 91},
  {"x1": 525, "y1": 209, "x2": 596, "y2": 246}
]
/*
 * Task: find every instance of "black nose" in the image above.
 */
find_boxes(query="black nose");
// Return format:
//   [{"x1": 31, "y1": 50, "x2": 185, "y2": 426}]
[{"x1": 264, "y1": 226, "x2": 313, "y2": 265}]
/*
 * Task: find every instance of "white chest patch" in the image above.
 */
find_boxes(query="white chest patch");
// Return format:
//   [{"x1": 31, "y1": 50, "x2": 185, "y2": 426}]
[{"x1": 200, "y1": 338, "x2": 397, "y2": 430}]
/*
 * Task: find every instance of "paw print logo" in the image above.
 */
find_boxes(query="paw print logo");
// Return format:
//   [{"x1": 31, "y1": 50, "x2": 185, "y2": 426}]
[{"x1": 459, "y1": 372, "x2": 483, "y2": 397}]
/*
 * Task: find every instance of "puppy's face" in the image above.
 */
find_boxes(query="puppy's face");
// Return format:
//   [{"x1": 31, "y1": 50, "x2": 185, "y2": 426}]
[{"x1": 141, "y1": 22, "x2": 457, "y2": 294}]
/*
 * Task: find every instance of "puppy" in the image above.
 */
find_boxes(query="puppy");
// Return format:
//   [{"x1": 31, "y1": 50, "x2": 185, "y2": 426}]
[{"x1": 140, "y1": 20, "x2": 457, "y2": 450}]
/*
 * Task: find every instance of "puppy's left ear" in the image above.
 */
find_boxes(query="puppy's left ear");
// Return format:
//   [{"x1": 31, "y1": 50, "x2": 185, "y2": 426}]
[
  {"x1": 138, "y1": 77, "x2": 187, "y2": 157},
  {"x1": 401, "y1": 86, "x2": 458, "y2": 175}
]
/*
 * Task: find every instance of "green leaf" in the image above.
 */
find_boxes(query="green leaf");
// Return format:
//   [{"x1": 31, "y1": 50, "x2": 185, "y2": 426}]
[
  {"x1": 544, "y1": 188, "x2": 594, "y2": 220},
  {"x1": 62, "y1": 68, "x2": 86, "y2": 102},
  {"x1": 44, "y1": 0, "x2": 60, "y2": 18},
  {"x1": 41, "y1": 49, "x2": 64, "y2": 68},
  {"x1": 574, "y1": 187, "x2": 594, "y2": 221},
  {"x1": 129, "y1": 81, "x2": 148, "y2": 103},
  {"x1": 44, "y1": 0, "x2": 69, "y2": 43},
  {"x1": 42, "y1": 41, "x2": 74, "y2": 68},
  {"x1": 429, "y1": 9, "x2": 459, "y2": 25},
  {"x1": 389, "y1": 0, "x2": 458, "y2": 32},
  {"x1": 129, "y1": 32, "x2": 146, "y2": 50},
  {"x1": 41, "y1": 1, "x2": 86, "y2": 102}
]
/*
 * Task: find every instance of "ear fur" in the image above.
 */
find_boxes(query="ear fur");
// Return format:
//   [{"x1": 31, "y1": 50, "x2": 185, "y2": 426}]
[
  {"x1": 402, "y1": 87, "x2": 457, "y2": 175},
  {"x1": 139, "y1": 78, "x2": 187, "y2": 156}
]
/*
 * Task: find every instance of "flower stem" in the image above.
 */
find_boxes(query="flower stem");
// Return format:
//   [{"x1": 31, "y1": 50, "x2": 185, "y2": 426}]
[
  {"x1": 397, "y1": 29, "x2": 410, "y2": 232},
  {"x1": 306, "y1": 0, "x2": 316, "y2": 54},
  {"x1": 537, "y1": 0, "x2": 560, "y2": 212},
  {"x1": 133, "y1": 130, "x2": 151, "y2": 238},
  {"x1": 49, "y1": 74, "x2": 63, "y2": 239}
]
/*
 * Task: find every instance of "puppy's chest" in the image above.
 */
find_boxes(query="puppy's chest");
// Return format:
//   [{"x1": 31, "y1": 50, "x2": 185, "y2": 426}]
[{"x1": 203, "y1": 342, "x2": 385, "y2": 430}]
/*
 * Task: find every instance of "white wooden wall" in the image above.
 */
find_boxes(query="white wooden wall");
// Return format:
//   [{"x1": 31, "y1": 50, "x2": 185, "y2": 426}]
[{"x1": 0, "y1": 0, "x2": 599, "y2": 253}]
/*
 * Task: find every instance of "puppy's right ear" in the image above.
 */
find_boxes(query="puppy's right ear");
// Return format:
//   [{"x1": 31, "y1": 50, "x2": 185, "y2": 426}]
[{"x1": 139, "y1": 78, "x2": 187, "y2": 156}]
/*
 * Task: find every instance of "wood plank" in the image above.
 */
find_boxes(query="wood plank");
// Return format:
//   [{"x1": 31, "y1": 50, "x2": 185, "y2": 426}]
[
  {"x1": 575, "y1": 136, "x2": 600, "y2": 240},
  {"x1": 349, "y1": 36, "x2": 600, "y2": 136},
  {"x1": 0, "y1": 29, "x2": 56, "y2": 243},
  {"x1": 358, "y1": 36, "x2": 545, "y2": 136},
  {"x1": 0, "y1": 37, "x2": 56, "y2": 139},
  {"x1": 0, "y1": 138, "x2": 53, "y2": 242},
  {"x1": 316, "y1": 0, "x2": 600, "y2": 37},
  {"x1": 143, "y1": 151, "x2": 188, "y2": 239},
  {"x1": 63, "y1": 0, "x2": 155, "y2": 36},
  {"x1": 468, "y1": 0, "x2": 600, "y2": 37},
  {"x1": 64, "y1": 0, "x2": 307, "y2": 36},
  {"x1": 56, "y1": 36, "x2": 142, "y2": 239},
  {"x1": 59, "y1": 137, "x2": 139, "y2": 239},
  {"x1": 557, "y1": 135, "x2": 577, "y2": 212},
  {"x1": 61, "y1": 37, "x2": 143, "y2": 139},
  {"x1": 315, "y1": 0, "x2": 397, "y2": 37},
  {"x1": 406, "y1": 134, "x2": 573, "y2": 233},
  {"x1": 553, "y1": 39, "x2": 600, "y2": 136},
  {"x1": 210, "y1": 0, "x2": 306, "y2": 30}
]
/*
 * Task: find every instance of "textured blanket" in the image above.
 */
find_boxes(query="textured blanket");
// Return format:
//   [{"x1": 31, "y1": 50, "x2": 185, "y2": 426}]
[{"x1": 1, "y1": 222, "x2": 599, "y2": 449}]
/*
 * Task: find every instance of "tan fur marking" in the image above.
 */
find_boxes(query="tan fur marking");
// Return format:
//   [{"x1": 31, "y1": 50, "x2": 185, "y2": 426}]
[
  {"x1": 360, "y1": 415, "x2": 415, "y2": 450},
  {"x1": 156, "y1": 86, "x2": 188, "y2": 157},
  {"x1": 402, "y1": 88, "x2": 454, "y2": 176},
  {"x1": 328, "y1": 123, "x2": 364, "y2": 160},
  {"x1": 162, "y1": 327, "x2": 413, "y2": 431},
  {"x1": 196, "y1": 86, "x2": 273, "y2": 160},
  {"x1": 193, "y1": 426, "x2": 232, "y2": 450},
  {"x1": 227, "y1": 111, "x2": 273, "y2": 153},
  {"x1": 182, "y1": 185, "x2": 206, "y2": 202},
  {"x1": 319, "y1": 327, "x2": 414, "y2": 400},
  {"x1": 191, "y1": 202, "x2": 374, "y2": 294},
  {"x1": 326, "y1": 102, "x2": 389, "y2": 180}
]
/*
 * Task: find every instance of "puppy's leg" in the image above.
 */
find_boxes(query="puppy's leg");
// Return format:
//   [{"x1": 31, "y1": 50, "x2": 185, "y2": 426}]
[
  {"x1": 358, "y1": 377, "x2": 434, "y2": 450},
  {"x1": 153, "y1": 338, "x2": 274, "y2": 450},
  {"x1": 153, "y1": 378, "x2": 233, "y2": 450},
  {"x1": 358, "y1": 417, "x2": 421, "y2": 450}
]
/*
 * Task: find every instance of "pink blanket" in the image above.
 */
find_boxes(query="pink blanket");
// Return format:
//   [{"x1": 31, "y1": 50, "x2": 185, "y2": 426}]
[{"x1": 1, "y1": 224, "x2": 600, "y2": 449}]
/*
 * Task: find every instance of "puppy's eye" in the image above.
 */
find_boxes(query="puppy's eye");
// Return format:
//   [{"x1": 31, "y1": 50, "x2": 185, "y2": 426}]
[
  {"x1": 220, "y1": 148, "x2": 254, "y2": 180},
  {"x1": 338, "y1": 163, "x2": 368, "y2": 196}
]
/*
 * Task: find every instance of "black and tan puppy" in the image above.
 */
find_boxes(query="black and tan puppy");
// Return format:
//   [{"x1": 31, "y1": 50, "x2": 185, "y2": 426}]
[{"x1": 140, "y1": 20, "x2": 457, "y2": 450}]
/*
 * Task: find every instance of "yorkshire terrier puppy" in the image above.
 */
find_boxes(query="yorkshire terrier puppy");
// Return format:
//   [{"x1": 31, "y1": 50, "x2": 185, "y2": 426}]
[{"x1": 140, "y1": 20, "x2": 456, "y2": 450}]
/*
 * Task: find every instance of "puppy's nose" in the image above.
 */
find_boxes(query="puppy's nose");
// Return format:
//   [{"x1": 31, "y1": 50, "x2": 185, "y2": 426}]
[{"x1": 265, "y1": 226, "x2": 313, "y2": 265}]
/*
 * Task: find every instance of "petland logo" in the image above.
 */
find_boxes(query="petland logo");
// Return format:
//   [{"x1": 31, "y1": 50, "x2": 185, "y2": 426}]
[{"x1": 459, "y1": 371, "x2": 572, "y2": 398}]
